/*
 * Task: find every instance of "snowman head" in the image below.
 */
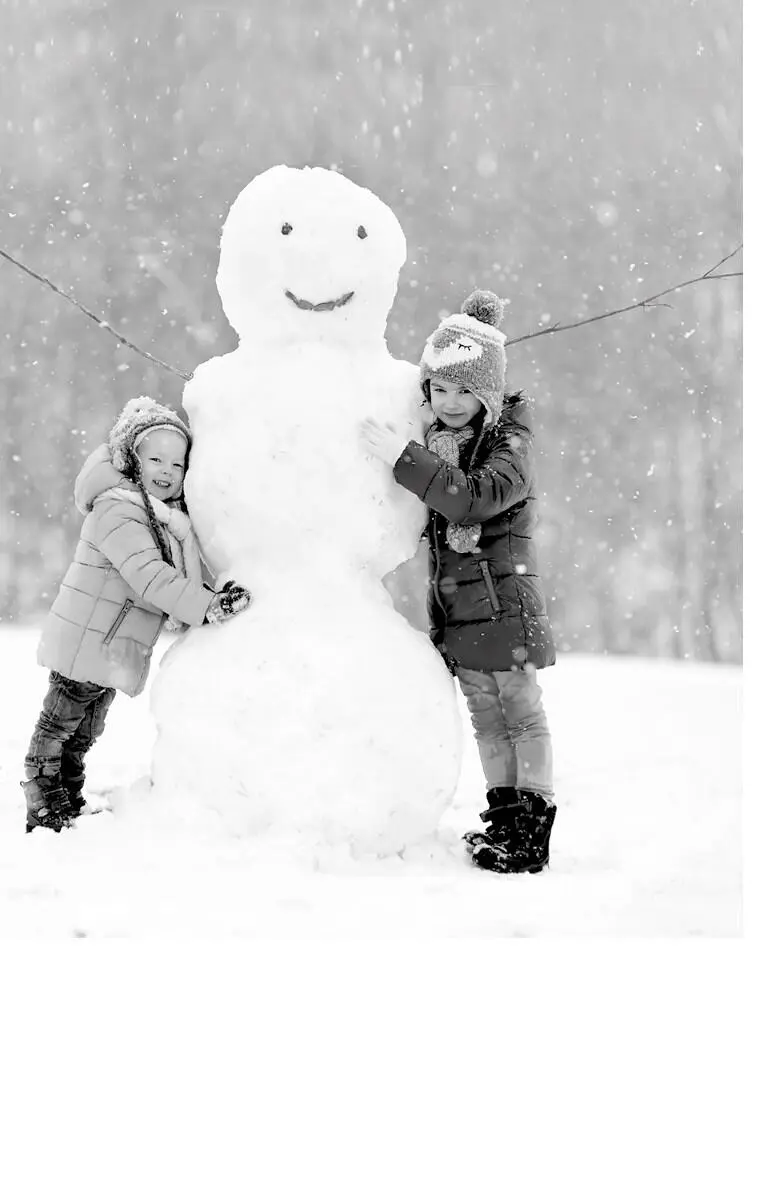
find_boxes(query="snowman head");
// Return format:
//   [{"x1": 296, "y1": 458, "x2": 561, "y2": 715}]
[{"x1": 216, "y1": 165, "x2": 408, "y2": 347}]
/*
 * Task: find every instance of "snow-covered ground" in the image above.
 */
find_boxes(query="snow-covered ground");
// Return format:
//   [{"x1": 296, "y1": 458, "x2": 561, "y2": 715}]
[{"x1": 0, "y1": 625, "x2": 741, "y2": 937}]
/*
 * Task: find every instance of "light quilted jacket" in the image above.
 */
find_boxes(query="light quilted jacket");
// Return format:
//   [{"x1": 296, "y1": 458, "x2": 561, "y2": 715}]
[{"x1": 37, "y1": 445, "x2": 214, "y2": 696}]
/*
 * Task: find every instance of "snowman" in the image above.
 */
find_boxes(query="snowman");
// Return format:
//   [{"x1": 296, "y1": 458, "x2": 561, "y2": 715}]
[{"x1": 148, "y1": 165, "x2": 462, "y2": 854}]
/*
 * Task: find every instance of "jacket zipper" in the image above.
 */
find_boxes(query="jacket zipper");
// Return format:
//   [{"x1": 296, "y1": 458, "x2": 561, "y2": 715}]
[
  {"x1": 478, "y1": 560, "x2": 501, "y2": 615},
  {"x1": 430, "y1": 514, "x2": 446, "y2": 613},
  {"x1": 103, "y1": 599, "x2": 134, "y2": 645}
]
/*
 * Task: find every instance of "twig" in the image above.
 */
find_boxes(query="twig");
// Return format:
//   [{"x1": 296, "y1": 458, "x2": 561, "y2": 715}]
[
  {"x1": 505, "y1": 247, "x2": 742, "y2": 348},
  {"x1": 1, "y1": 242, "x2": 742, "y2": 373},
  {"x1": 702, "y1": 246, "x2": 742, "y2": 277},
  {"x1": 0, "y1": 245, "x2": 191, "y2": 380}
]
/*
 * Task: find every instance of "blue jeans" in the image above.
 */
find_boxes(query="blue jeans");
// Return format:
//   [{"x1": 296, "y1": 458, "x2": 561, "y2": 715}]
[
  {"x1": 25, "y1": 671, "x2": 116, "y2": 780},
  {"x1": 456, "y1": 665, "x2": 554, "y2": 801}
]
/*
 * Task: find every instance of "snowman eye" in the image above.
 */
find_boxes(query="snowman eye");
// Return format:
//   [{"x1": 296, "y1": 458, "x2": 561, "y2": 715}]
[
  {"x1": 356, "y1": 225, "x2": 368, "y2": 239},
  {"x1": 281, "y1": 223, "x2": 293, "y2": 235}
]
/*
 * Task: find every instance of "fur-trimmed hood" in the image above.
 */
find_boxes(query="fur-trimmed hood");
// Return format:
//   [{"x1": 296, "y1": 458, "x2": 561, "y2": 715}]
[{"x1": 74, "y1": 444, "x2": 130, "y2": 515}]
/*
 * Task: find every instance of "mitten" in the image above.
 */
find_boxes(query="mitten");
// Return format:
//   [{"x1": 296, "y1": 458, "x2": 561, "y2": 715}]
[
  {"x1": 223, "y1": 580, "x2": 251, "y2": 603},
  {"x1": 434, "y1": 638, "x2": 457, "y2": 677},
  {"x1": 205, "y1": 582, "x2": 252, "y2": 625}
]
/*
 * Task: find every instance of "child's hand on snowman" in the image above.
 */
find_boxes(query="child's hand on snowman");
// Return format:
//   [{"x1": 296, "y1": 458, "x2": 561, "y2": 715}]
[
  {"x1": 360, "y1": 417, "x2": 409, "y2": 466},
  {"x1": 205, "y1": 580, "x2": 252, "y2": 625}
]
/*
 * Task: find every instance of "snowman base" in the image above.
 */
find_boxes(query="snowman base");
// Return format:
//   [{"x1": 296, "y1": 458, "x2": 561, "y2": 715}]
[{"x1": 149, "y1": 586, "x2": 462, "y2": 857}]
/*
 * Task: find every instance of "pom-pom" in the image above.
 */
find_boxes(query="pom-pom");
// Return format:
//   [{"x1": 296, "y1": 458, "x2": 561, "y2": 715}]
[
  {"x1": 461, "y1": 289, "x2": 503, "y2": 329},
  {"x1": 124, "y1": 396, "x2": 155, "y2": 413}
]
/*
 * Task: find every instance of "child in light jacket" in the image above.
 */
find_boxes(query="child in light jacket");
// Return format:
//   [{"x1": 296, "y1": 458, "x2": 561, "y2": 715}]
[
  {"x1": 361, "y1": 291, "x2": 557, "y2": 874},
  {"x1": 22, "y1": 396, "x2": 250, "y2": 833}
]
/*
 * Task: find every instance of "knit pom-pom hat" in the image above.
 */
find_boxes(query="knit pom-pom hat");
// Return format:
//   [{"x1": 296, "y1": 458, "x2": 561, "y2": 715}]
[
  {"x1": 108, "y1": 396, "x2": 192, "y2": 475},
  {"x1": 419, "y1": 289, "x2": 507, "y2": 424}
]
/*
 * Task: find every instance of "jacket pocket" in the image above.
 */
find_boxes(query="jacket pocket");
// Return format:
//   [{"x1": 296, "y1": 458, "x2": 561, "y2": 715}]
[
  {"x1": 478, "y1": 560, "x2": 501, "y2": 614},
  {"x1": 103, "y1": 599, "x2": 134, "y2": 645}
]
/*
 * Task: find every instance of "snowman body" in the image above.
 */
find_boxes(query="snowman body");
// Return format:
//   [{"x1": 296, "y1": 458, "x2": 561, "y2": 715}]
[
  {"x1": 149, "y1": 166, "x2": 462, "y2": 853},
  {"x1": 181, "y1": 340, "x2": 424, "y2": 590}
]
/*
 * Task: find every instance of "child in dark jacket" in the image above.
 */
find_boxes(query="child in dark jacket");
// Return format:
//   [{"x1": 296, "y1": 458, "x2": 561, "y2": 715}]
[
  {"x1": 361, "y1": 291, "x2": 557, "y2": 874},
  {"x1": 22, "y1": 396, "x2": 251, "y2": 834}
]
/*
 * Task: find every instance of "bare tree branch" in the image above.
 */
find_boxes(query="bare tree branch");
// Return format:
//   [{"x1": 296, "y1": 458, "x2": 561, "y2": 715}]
[
  {"x1": 505, "y1": 247, "x2": 742, "y2": 349},
  {"x1": 1, "y1": 241, "x2": 742, "y2": 374},
  {"x1": 0, "y1": 245, "x2": 192, "y2": 380},
  {"x1": 702, "y1": 245, "x2": 742, "y2": 278}
]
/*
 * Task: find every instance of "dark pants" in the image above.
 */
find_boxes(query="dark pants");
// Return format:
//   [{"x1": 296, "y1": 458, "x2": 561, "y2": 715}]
[{"x1": 25, "y1": 671, "x2": 116, "y2": 782}]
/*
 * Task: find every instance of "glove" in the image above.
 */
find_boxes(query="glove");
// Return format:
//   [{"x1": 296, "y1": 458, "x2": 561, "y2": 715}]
[
  {"x1": 204, "y1": 581, "x2": 252, "y2": 625},
  {"x1": 433, "y1": 635, "x2": 457, "y2": 677},
  {"x1": 217, "y1": 579, "x2": 251, "y2": 601}
]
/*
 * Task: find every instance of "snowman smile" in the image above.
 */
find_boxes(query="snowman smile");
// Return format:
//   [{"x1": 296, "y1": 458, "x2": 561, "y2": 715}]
[{"x1": 285, "y1": 289, "x2": 354, "y2": 312}]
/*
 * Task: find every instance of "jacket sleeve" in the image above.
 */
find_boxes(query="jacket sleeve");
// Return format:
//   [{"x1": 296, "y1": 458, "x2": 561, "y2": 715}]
[
  {"x1": 392, "y1": 430, "x2": 533, "y2": 525},
  {"x1": 92, "y1": 500, "x2": 215, "y2": 625}
]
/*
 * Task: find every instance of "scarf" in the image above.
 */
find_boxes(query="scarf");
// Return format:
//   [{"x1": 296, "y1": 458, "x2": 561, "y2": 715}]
[
  {"x1": 425, "y1": 422, "x2": 482, "y2": 554},
  {"x1": 96, "y1": 487, "x2": 204, "y2": 629}
]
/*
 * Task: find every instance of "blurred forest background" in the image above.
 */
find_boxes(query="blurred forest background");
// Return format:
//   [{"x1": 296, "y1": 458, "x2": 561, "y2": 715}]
[{"x1": 0, "y1": 0, "x2": 741, "y2": 661}]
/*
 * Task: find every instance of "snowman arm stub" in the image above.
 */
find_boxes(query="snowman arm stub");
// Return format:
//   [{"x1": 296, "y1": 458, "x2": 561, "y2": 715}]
[{"x1": 393, "y1": 439, "x2": 528, "y2": 525}]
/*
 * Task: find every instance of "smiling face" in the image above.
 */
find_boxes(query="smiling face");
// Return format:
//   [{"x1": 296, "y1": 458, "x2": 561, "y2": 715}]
[
  {"x1": 135, "y1": 429, "x2": 188, "y2": 501},
  {"x1": 428, "y1": 379, "x2": 483, "y2": 428},
  {"x1": 216, "y1": 165, "x2": 407, "y2": 345}
]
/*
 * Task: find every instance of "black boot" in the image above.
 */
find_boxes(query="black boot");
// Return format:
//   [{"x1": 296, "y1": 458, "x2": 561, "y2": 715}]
[
  {"x1": 465, "y1": 790, "x2": 557, "y2": 875},
  {"x1": 21, "y1": 772, "x2": 73, "y2": 833},
  {"x1": 60, "y1": 752, "x2": 87, "y2": 817},
  {"x1": 63, "y1": 774, "x2": 87, "y2": 817},
  {"x1": 463, "y1": 786, "x2": 522, "y2": 854}
]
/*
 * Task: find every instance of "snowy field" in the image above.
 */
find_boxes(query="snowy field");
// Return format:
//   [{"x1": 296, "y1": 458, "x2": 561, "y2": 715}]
[{"x1": 0, "y1": 625, "x2": 741, "y2": 938}]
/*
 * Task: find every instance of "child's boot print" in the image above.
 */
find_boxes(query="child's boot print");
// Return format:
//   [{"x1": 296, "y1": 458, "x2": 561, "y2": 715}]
[{"x1": 21, "y1": 771, "x2": 73, "y2": 833}]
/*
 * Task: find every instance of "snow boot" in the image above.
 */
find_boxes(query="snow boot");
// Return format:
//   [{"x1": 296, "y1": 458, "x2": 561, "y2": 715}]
[
  {"x1": 465, "y1": 789, "x2": 556, "y2": 875},
  {"x1": 59, "y1": 750, "x2": 88, "y2": 816},
  {"x1": 21, "y1": 772, "x2": 73, "y2": 834},
  {"x1": 62, "y1": 773, "x2": 87, "y2": 817},
  {"x1": 463, "y1": 785, "x2": 522, "y2": 854},
  {"x1": 64, "y1": 782, "x2": 110, "y2": 818}
]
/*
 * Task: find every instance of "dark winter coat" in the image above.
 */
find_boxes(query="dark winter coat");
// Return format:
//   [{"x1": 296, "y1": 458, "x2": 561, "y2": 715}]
[{"x1": 393, "y1": 396, "x2": 556, "y2": 673}]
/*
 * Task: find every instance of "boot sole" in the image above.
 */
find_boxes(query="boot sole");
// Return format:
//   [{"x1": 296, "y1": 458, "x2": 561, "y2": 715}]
[
  {"x1": 469, "y1": 839, "x2": 548, "y2": 875},
  {"x1": 25, "y1": 817, "x2": 72, "y2": 834}
]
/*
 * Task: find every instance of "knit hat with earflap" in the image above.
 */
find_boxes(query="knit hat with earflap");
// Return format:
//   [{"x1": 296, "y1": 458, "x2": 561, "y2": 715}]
[
  {"x1": 419, "y1": 289, "x2": 507, "y2": 424},
  {"x1": 109, "y1": 396, "x2": 191, "y2": 476}
]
